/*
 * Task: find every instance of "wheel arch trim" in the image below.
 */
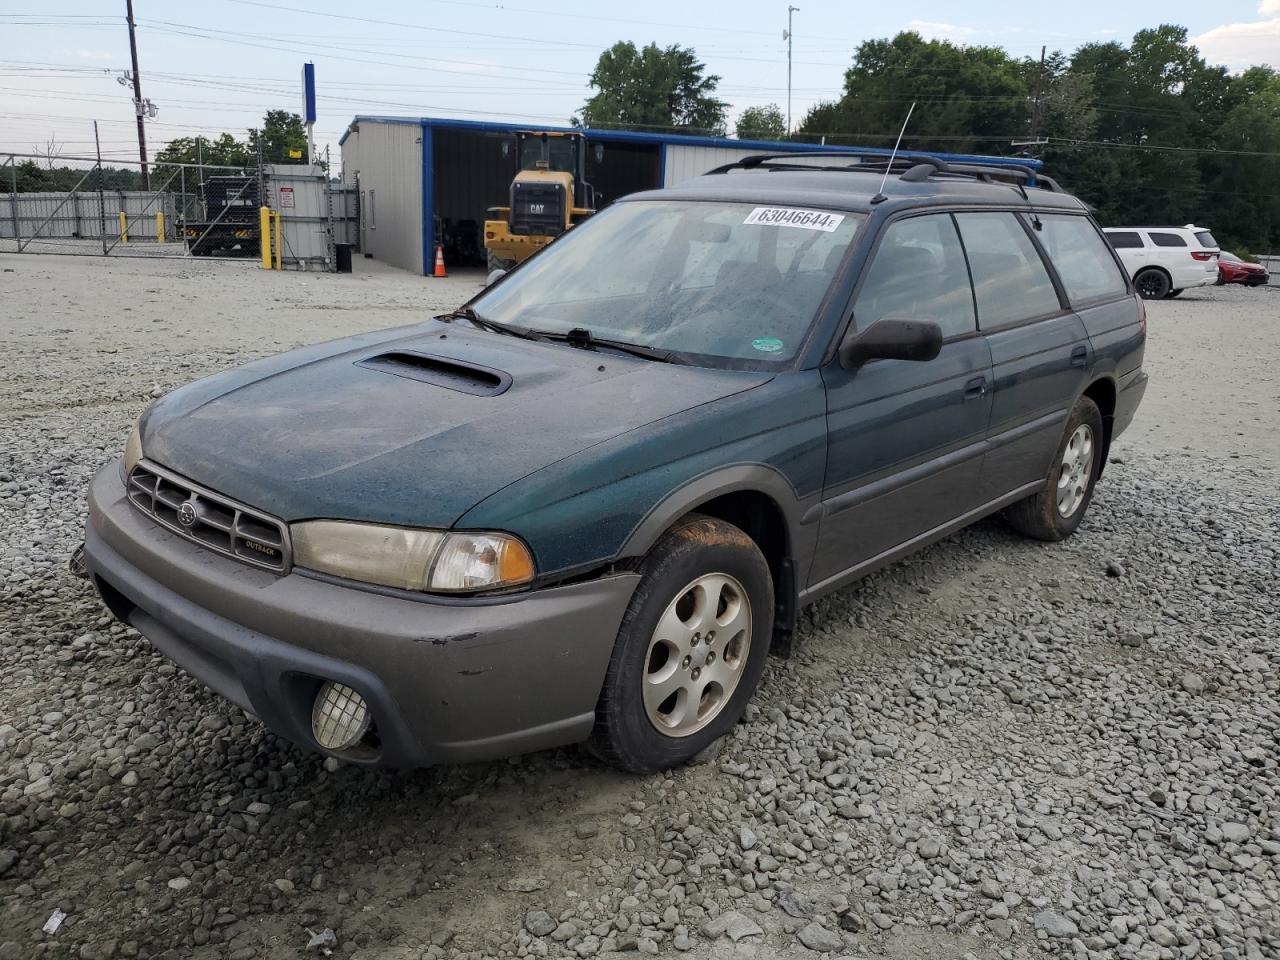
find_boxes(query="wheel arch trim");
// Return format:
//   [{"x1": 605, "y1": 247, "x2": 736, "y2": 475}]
[{"x1": 616, "y1": 463, "x2": 806, "y2": 563}]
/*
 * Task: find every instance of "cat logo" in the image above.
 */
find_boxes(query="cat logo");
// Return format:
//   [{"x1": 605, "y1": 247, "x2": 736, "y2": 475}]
[{"x1": 529, "y1": 203, "x2": 545, "y2": 215}]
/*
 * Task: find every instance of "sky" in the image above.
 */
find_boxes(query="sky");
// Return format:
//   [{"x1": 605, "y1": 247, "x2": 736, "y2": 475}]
[{"x1": 1, "y1": 0, "x2": 1276, "y2": 171}]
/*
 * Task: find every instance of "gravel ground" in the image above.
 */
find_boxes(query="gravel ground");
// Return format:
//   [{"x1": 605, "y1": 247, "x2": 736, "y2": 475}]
[{"x1": 1, "y1": 254, "x2": 1278, "y2": 960}]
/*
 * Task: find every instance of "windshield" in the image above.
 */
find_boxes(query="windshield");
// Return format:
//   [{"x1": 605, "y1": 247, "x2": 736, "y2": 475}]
[
  {"x1": 1220, "y1": 250, "x2": 1240, "y2": 263},
  {"x1": 470, "y1": 200, "x2": 862, "y2": 365},
  {"x1": 519, "y1": 135, "x2": 577, "y2": 173}
]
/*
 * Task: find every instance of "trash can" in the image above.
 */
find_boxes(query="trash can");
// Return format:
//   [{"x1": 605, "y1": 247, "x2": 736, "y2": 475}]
[{"x1": 335, "y1": 243, "x2": 353, "y2": 274}]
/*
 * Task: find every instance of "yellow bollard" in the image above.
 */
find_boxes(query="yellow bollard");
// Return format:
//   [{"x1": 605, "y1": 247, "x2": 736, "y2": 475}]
[
  {"x1": 273, "y1": 210, "x2": 282, "y2": 271},
  {"x1": 155, "y1": 211, "x2": 165, "y2": 243},
  {"x1": 259, "y1": 206, "x2": 272, "y2": 269},
  {"x1": 118, "y1": 211, "x2": 128, "y2": 244}
]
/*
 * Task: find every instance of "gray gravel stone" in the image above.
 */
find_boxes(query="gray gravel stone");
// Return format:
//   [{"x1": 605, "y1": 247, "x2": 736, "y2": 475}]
[
  {"x1": 797, "y1": 922, "x2": 844, "y2": 953},
  {"x1": 525, "y1": 910, "x2": 557, "y2": 937},
  {"x1": 1035, "y1": 910, "x2": 1079, "y2": 938}
]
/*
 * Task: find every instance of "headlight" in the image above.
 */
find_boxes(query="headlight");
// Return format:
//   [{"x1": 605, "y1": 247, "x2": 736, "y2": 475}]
[
  {"x1": 123, "y1": 419, "x2": 143, "y2": 476},
  {"x1": 290, "y1": 520, "x2": 535, "y2": 594}
]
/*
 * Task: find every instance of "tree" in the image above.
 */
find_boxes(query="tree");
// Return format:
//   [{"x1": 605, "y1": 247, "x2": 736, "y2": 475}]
[
  {"x1": 797, "y1": 32, "x2": 1031, "y2": 153},
  {"x1": 577, "y1": 42, "x2": 728, "y2": 135},
  {"x1": 736, "y1": 104, "x2": 786, "y2": 141},
  {"x1": 155, "y1": 133, "x2": 250, "y2": 170},
  {"x1": 32, "y1": 135, "x2": 64, "y2": 170},
  {"x1": 247, "y1": 110, "x2": 308, "y2": 164}
]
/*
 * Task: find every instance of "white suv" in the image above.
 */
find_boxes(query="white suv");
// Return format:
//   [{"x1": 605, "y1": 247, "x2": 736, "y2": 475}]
[{"x1": 1103, "y1": 225, "x2": 1220, "y2": 299}]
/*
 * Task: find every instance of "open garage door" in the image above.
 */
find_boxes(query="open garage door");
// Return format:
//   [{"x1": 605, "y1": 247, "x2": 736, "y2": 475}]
[{"x1": 431, "y1": 127, "x2": 661, "y2": 268}]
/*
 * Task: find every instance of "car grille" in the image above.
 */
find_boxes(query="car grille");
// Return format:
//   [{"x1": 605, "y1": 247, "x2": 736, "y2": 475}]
[{"x1": 126, "y1": 462, "x2": 291, "y2": 573}]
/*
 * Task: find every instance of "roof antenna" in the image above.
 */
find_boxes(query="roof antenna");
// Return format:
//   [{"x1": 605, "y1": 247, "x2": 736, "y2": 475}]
[{"x1": 871, "y1": 101, "x2": 916, "y2": 204}]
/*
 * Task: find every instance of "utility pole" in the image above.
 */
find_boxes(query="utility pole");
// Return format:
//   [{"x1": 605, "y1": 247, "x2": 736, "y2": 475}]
[
  {"x1": 784, "y1": 6, "x2": 799, "y2": 137},
  {"x1": 125, "y1": 0, "x2": 149, "y2": 188},
  {"x1": 1031, "y1": 45, "x2": 1047, "y2": 142}
]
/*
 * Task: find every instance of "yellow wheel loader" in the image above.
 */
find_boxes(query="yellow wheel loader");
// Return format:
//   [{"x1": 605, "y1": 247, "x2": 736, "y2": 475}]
[{"x1": 484, "y1": 131, "x2": 597, "y2": 273}]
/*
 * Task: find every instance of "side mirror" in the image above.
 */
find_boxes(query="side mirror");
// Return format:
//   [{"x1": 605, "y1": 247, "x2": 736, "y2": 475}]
[
  {"x1": 839, "y1": 317, "x2": 943, "y2": 368},
  {"x1": 485, "y1": 268, "x2": 507, "y2": 287}
]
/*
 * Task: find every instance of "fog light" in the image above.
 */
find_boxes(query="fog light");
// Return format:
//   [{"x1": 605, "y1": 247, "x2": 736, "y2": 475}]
[{"x1": 311, "y1": 681, "x2": 371, "y2": 751}]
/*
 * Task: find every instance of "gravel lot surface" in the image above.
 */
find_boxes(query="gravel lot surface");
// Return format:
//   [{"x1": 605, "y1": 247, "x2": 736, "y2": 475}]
[{"x1": 1, "y1": 254, "x2": 1278, "y2": 960}]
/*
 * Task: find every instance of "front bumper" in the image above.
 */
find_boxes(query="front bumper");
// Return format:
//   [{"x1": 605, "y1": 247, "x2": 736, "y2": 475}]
[{"x1": 83, "y1": 462, "x2": 638, "y2": 767}]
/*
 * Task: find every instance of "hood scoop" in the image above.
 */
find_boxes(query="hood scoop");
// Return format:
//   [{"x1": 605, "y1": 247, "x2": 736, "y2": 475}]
[{"x1": 356, "y1": 351, "x2": 512, "y2": 397}]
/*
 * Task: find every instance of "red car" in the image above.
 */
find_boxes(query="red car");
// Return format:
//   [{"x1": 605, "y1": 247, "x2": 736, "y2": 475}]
[{"x1": 1218, "y1": 251, "x2": 1270, "y2": 286}]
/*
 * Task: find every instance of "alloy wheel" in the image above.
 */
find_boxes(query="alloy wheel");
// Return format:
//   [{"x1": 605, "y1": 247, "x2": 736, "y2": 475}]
[
  {"x1": 1056, "y1": 424, "x2": 1095, "y2": 518},
  {"x1": 642, "y1": 572, "x2": 752, "y2": 737}
]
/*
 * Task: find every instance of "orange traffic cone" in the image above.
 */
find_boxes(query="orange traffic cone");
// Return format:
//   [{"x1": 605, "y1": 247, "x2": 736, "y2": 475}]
[{"x1": 433, "y1": 244, "x2": 447, "y2": 278}]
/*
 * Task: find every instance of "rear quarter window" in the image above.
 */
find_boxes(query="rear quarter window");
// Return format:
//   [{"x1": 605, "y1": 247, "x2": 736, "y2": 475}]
[
  {"x1": 1106, "y1": 231, "x2": 1143, "y2": 249},
  {"x1": 1195, "y1": 230, "x2": 1219, "y2": 248},
  {"x1": 1149, "y1": 232, "x2": 1187, "y2": 247},
  {"x1": 1028, "y1": 214, "x2": 1129, "y2": 304}
]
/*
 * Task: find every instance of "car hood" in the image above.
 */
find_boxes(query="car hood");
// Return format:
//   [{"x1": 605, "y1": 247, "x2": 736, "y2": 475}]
[{"x1": 140, "y1": 320, "x2": 770, "y2": 527}]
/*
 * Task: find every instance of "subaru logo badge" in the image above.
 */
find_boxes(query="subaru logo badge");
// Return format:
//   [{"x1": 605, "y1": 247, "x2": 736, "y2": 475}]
[{"x1": 177, "y1": 500, "x2": 198, "y2": 528}]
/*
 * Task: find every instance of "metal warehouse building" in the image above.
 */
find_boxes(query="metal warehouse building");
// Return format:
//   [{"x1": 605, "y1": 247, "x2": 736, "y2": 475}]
[{"x1": 339, "y1": 115, "x2": 1040, "y2": 276}]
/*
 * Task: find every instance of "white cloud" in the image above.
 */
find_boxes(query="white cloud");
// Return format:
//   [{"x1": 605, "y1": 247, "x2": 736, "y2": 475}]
[
  {"x1": 903, "y1": 20, "x2": 978, "y2": 43},
  {"x1": 1193, "y1": 2, "x2": 1280, "y2": 69}
]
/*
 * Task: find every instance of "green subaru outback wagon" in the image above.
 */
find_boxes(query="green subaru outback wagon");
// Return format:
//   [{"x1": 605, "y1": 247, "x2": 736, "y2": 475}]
[{"x1": 82, "y1": 153, "x2": 1147, "y2": 772}]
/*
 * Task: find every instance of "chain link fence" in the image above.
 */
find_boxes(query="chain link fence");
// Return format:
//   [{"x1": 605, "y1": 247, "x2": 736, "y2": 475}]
[{"x1": 1, "y1": 152, "x2": 260, "y2": 259}]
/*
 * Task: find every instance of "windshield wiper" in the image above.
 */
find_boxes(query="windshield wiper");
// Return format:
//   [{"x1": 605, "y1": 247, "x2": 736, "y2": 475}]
[
  {"x1": 535, "y1": 327, "x2": 678, "y2": 364},
  {"x1": 435, "y1": 307, "x2": 545, "y2": 341}
]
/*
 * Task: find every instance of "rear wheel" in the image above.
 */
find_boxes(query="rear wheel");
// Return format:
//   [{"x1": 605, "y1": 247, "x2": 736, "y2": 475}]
[
  {"x1": 590, "y1": 514, "x2": 773, "y2": 773},
  {"x1": 1134, "y1": 268, "x2": 1171, "y2": 300},
  {"x1": 1004, "y1": 396, "x2": 1104, "y2": 542}
]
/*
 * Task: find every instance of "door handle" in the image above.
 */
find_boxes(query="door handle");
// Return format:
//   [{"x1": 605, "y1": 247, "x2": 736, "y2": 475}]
[
  {"x1": 964, "y1": 376, "x2": 988, "y2": 399},
  {"x1": 1070, "y1": 345, "x2": 1088, "y2": 368}
]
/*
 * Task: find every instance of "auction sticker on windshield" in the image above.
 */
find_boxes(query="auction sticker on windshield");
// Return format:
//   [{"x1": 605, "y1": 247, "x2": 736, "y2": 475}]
[{"x1": 743, "y1": 207, "x2": 845, "y2": 232}]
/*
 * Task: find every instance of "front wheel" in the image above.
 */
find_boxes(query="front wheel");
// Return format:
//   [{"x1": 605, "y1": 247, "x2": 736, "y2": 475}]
[
  {"x1": 1134, "y1": 268, "x2": 1171, "y2": 300},
  {"x1": 486, "y1": 251, "x2": 516, "y2": 274},
  {"x1": 590, "y1": 515, "x2": 773, "y2": 773},
  {"x1": 1004, "y1": 396, "x2": 1104, "y2": 542}
]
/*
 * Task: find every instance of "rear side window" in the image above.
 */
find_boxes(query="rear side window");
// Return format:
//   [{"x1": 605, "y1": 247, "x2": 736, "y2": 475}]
[
  {"x1": 1195, "y1": 230, "x2": 1218, "y2": 248},
  {"x1": 954, "y1": 212, "x2": 1060, "y2": 328},
  {"x1": 1149, "y1": 232, "x2": 1186, "y2": 247},
  {"x1": 854, "y1": 213, "x2": 976, "y2": 339},
  {"x1": 1107, "y1": 231, "x2": 1143, "y2": 249},
  {"x1": 1026, "y1": 214, "x2": 1128, "y2": 304}
]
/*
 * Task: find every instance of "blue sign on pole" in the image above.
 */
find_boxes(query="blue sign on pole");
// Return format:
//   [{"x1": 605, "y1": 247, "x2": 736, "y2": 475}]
[{"x1": 302, "y1": 62, "x2": 316, "y2": 124}]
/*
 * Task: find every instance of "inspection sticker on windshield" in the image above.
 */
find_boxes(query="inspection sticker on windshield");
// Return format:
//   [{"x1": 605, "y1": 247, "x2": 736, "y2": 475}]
[
  {"x1": 752, "y1": 337, "x2": 785, "y2": 353},
  {"x1": 743, "y1": 207, "x2": 845, "y2": 232}
]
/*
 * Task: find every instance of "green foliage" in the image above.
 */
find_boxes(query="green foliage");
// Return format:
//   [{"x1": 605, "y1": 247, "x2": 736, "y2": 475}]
[
  {"x1": 577, "y1": 42, "x2": 728, "y2": 135},
  {"x1": 798, "y1": 32, "x2": 1030, "y2": 154},
  {"x1": 155, "y1": 133, "x2": 250, "y2": 170},
  {"x1": 736, "y1": 104, "x2": 786, "y2": 141},
  {"x1": 9, "y1": 160, "x2": 143, "y2": 192},
  {"x1": 796, "y1": 26, "x2": 1280, "y2": 254},
  {"x1": 247, "y1": 110, "x2": 309, "y2": 164}
]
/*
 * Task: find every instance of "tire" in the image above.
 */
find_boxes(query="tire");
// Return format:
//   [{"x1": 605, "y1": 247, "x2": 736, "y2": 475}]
[
  {"x1": 1004, "y1": 396, "x2": 1104, "y2": 542},
  {"x1": 1134, "y1": 268, "x2": 1171, "y2": 300},
  {"x1": 486, "y1": 251, "x2": 516, "y2": 274},
  {"x1": 590, "y1": 514, "x2": 774, "y2": 773}
]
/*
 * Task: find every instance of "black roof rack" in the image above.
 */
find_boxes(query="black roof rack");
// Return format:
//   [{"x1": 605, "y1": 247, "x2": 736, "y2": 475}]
[{"x1": 704, "y1": 150, "x2": 1062, "y2": 194}]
